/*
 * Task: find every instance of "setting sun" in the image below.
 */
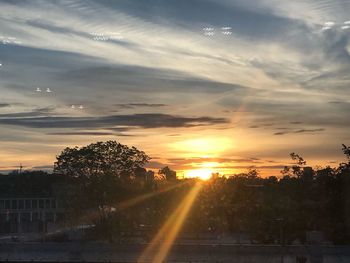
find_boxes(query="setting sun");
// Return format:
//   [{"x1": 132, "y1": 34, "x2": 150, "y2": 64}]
[{"x1": 185, "y1": 168, "x2": 213, "y2": 180}]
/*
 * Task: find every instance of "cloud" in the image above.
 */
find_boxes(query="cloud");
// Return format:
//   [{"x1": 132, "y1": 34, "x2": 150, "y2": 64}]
[
  {"x1": 25, "y1": 19, "x2": 140, "y2": 49},
  {"x1": 47, "y1": 132, "x2": 121, "y2": 136},
  {"x1": 0, "y1": 107, "x2": 54, "y2": 118},
  {"x1": 274, "y1": 131, "x2": 288, "y2": 135},
  {"x1": 98, "y1": 0, "x2": 309, "y2": 44},
  {"x1": 115, "y1": 103, "x2": 168, "y2": 109},
  {"x1": 226, "y1": 165, "x2": 286, "y2": 170},
  {"x1": 60, "y1": 65, "x2": 249, "y2": 95},
  {"x1": 290, "y1": 121, "x2": 302, "y2": 124},
  {"x1": 0, "y1": 113, "x2": 229, "y2": 129},
  {"x1": 167, "y1": 157, "x2": 260, "y2": 164},
  {"x1": 32, "y1": 165, "x2": 53, "y2": 170},
  {"x1": 274, "y1": 128, "x2": 325, "y2": 136},
  {"x1": 295, "y1": 128, "x2": 325, "y2": 133},
  {"x1": 251, "y1": 59, "x2": 320, "y2": 85},
  {"x1": 106, "y1": 127, "x2": 133, "y2": 132},
  {"x1": 163, "y1": 156, "x2": 266, "y2": 171}
]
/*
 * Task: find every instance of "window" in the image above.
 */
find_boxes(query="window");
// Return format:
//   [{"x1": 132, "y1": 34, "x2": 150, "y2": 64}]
[
  {"x1": 18, "y1": 200, "x2": 24, "y2": 209},
  {"x1": 32, "y1": 212, "x2": 39, "y2": 221},
  {"x1": 11, "y1": 200, "x2": 17, "y2": 209},
  {"x1": 20, "y1": 212, "x2": 31, "y2": 222},
  {"x1": 45, "y1": 212, "x2": 54, "y2": 223},
  {"x1": 25, "y1": 199, "x2": 31, "y2": 209},
  {"x1": 45, "y1": 199, "x2": 51, "y2": 209},
  {"x1": 9, "y1": 212, "x2": 18, "y2": 222}
]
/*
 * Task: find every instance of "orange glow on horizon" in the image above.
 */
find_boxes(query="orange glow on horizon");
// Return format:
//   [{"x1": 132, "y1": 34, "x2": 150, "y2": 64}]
[
  {"x1": 184, "y1": 168, "x2": 213, "y2": 180},
  {"x1": 170, "y1": 137, "x2": 233, "y2": 158}
]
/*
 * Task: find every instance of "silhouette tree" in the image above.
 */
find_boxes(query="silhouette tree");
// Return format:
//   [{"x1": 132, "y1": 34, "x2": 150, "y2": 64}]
[
  {"x1": 342, "y1": 144, "x2": 350, "y2": 158},
  {"x1": 290, "y1": 152, "x2": 307, "y2": 166},
  {"x1": 281, "y1": 152, "x2": 307, "y2": 178},
  {"x1": 54, "y1": 141, "x2": 150, "y2": 241},
  {"x1": 158, "y1": 166, "x2": 177, "y2": 180},
  {"x1": 54, "y1": 141, "x2": 150, "y2": 181},
  {"x1": 341, "y1": 144, "x2": 350, "y2": 166}
]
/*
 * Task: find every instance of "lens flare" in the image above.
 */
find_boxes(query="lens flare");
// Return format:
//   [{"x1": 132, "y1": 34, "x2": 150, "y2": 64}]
[
  {"x1": 138, "y1": 182, "x2": 202, "y2": 263},
  {"x1": 44, "y1": 181, "x2": 189, "y2": 237}
]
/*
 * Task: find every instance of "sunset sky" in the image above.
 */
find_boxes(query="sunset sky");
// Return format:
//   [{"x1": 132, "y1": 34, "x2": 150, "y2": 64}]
[{"x1": 0, "y1": 0, "x2": 350, "y2": 177}]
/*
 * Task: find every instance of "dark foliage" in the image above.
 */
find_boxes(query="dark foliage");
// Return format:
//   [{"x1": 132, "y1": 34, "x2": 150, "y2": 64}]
[{"x1": 2, "y1": 142, "x2": 350, "y2": 244}]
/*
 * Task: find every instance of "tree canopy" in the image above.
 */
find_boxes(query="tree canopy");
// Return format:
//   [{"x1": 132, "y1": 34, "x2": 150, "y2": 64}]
[{"x1": 54, "y1": 140, "x2": 150, "y2": 180}]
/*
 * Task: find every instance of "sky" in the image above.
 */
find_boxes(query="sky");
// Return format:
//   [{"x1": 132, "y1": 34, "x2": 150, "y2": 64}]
[{"x1": 0, "y1": 0, "x2": 350, "y2": 177}]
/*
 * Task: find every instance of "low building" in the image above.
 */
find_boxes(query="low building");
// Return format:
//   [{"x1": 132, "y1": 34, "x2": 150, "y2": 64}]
[{"x1": 0, "y1": 197, "x2": 65, "y2": 235}]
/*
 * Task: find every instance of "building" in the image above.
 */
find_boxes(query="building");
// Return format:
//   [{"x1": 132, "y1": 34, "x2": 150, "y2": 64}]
[{"x1": 0, "y1": 197, "x2": 65, "y2": 235}]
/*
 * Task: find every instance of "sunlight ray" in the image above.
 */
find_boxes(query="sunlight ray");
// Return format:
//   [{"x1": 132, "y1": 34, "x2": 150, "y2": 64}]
[
  {"x1": 138, "y1": 182, "x2": 202, "y2": 263},
  {"x1": 44, "y1": 181, "x2": 189, "y2": 237}
]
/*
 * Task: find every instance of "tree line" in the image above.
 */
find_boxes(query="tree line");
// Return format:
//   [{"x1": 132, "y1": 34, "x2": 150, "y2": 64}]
[{"x1": 1, "y1": 141, "x2": 350, "y2": 244}]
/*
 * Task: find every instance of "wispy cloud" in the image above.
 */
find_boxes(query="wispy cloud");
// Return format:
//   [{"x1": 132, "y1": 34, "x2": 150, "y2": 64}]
[{"x1": 0, "y1": 0, "x2": 349, "y2": 173}]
